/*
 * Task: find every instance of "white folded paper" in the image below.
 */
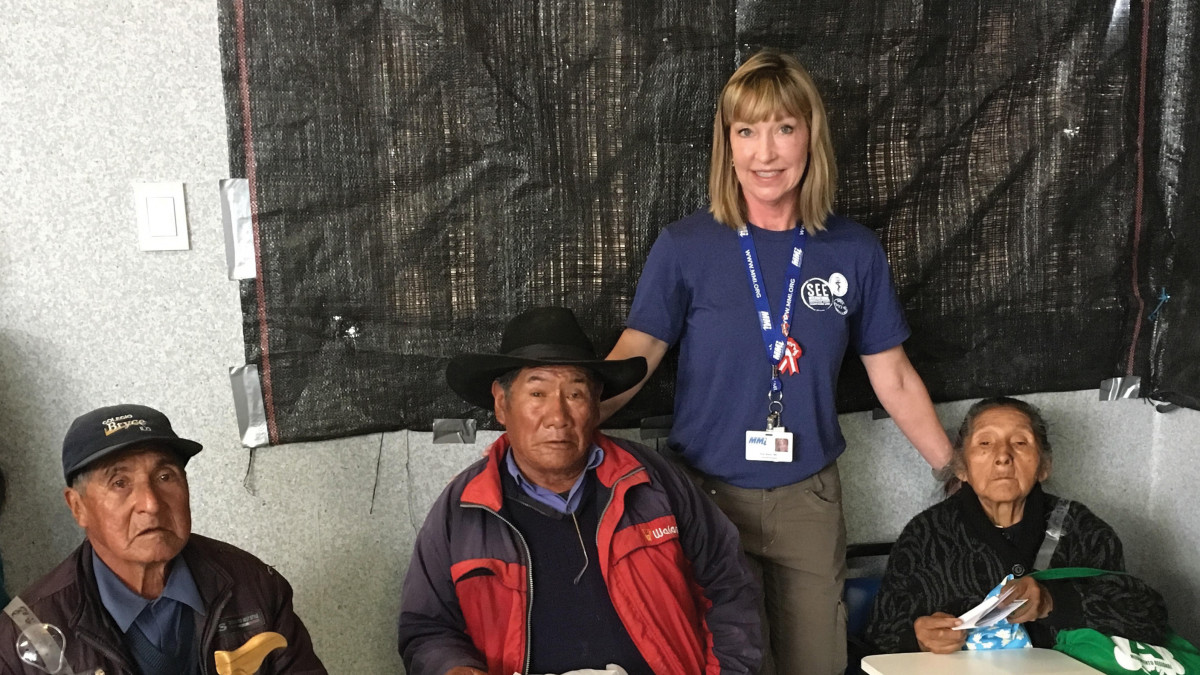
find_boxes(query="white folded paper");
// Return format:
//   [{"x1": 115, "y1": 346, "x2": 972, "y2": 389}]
[
  {"x1": 952, "y1": 581, "x2": 1028, "y2": 630},
  {"x1": 530, "y1": 666, "x2": 630, "y2": 675}
]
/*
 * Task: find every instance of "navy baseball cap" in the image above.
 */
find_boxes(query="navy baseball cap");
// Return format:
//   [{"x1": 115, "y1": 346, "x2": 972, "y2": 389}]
[{"x1": 62, "y1": 404, "x2": 203, "y2": 485}]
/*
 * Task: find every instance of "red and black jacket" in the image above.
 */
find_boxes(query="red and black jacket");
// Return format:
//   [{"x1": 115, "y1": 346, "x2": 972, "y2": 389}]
[{"x1": 398, "y1": 433, "x2": 762, "y2": 675}]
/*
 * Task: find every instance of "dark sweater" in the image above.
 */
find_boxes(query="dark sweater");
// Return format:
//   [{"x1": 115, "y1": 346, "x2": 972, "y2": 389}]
[
  {"x1": 126, "y1": 617, "x2": 199, "y2": 675},
  {"x1": 502, "y1": 470, "x2": 654, "y2": 675},
  {"x1": 866, "y1": 484, "x2": 1169, "y2": 653}
]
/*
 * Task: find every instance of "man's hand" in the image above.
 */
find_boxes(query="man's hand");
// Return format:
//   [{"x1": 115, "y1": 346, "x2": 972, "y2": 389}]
[
  {"x1": 914, "y1": 613, "x2": 966, "y2": 654},
  {"x1": 1003, "y1": 575, "x2": 1053, "y2": 623},
  {"x1": 444, "y1": 668, "x2": 487, "y2": 675}
]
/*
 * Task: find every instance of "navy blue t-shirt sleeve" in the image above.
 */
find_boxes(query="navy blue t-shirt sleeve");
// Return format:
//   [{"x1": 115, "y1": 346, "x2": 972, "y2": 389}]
[
  {"x1": 626, "y1": 228, "x2": 688, "y2": 345},
  {"x1": 850, "y1": 238, "x2": 910, "y2": 355}
]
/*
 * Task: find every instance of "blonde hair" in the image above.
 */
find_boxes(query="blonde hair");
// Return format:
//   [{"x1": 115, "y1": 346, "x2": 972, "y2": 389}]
[{"x1": 709, "y1": 50, "x2": 837, "y2": 234}]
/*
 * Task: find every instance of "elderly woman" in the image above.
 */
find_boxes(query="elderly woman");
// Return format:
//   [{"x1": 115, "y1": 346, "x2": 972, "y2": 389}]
[
  {"x1": 866, "y1": 396, "x2": 1169, "y2": 655},
  {"x1": 602, "y1": 49, "x2": 953, "y2": 675}
]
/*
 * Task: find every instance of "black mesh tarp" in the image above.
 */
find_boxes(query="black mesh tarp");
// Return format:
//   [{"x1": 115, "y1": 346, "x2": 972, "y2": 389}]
[
  {"x1": 218, "y1": 0, "x2": 1199, "y2": 443},
  {"x1": 1140, "y1": 0, "x2": 1200, "y2": 411}
]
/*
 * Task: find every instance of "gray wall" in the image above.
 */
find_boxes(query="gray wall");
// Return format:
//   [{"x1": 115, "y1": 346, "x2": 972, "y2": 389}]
[{"x1": 1, "y1": 3, "x2": 1196, "y2": 674}]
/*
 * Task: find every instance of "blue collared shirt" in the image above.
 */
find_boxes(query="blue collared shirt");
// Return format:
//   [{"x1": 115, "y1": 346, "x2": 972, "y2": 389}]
[
  {"x1": 505, "y1": 443, "x2": 604, "y2": 514},
  {"x1": 92, "y1": 550, "x2": 206, "y2": 650}
]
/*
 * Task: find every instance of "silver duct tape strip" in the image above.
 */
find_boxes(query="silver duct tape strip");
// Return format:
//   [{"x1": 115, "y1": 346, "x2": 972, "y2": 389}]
[
  {"x1": 230, "y1": 364, "x2": 270, "y2": 447},
  {"x1": 1099, "y1": 376, "x2": 1141, "y2": 400},
  {"x1": 432, "y1": 418, "x2": 477, "y2": 444},
  {"x1": 220, "y1": 178, "x2": 256, "y2": 280}
]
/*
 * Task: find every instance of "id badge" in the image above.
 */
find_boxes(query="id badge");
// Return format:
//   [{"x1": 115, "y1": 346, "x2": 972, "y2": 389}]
[{"x1": 746, "y1": 428, "x2": 794, "y2": 462}]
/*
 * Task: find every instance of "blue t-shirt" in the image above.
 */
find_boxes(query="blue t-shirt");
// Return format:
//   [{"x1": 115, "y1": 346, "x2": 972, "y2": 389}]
[{"x1": 627, "y1": 210, "x2": 910, "y2": 488}]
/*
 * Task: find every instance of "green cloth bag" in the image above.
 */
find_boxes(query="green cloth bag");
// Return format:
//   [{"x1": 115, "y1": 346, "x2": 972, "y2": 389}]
[
  {"x1": 1052, "y1": 629, "x2": 1200, "y2": 674},
  {"x1": 1029, "y1": 567, "x2": 1200, "y2": 674}
]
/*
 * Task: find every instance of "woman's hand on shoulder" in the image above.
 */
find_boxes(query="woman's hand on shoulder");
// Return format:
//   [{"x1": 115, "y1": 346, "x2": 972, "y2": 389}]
[
  {"x1": 598, "y1": 328, "x2": 669, "y2": 422},
  {"x1": 1003, "y1": 575, "x2": 1054, "y2": 623},
  {"x1": 914, "y1": 612, "x2": 966, "y2": 654}
]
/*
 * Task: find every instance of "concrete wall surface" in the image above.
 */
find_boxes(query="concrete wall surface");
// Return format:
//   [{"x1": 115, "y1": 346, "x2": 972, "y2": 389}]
[{"x1": 1, "y1": 2, "x2": 1196, "y2": 673}]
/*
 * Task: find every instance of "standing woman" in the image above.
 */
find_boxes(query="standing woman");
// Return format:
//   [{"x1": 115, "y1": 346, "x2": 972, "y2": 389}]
[{"x1": 603, "y1": 50, "x2": 953, "y2": 675}]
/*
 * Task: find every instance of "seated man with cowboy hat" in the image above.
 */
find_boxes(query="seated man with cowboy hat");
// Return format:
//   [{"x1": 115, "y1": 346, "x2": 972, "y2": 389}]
[{"x1": 398, "y1": 307, "x2": 762, "y2": 675}]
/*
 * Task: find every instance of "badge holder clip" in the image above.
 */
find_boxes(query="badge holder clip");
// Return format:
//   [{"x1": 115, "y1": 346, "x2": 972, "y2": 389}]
[{"x1": 747, "y1": 389, "x2": 793, "y2": 462}]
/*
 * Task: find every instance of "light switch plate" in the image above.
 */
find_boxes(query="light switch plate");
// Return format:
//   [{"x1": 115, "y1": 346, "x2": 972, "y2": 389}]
[{"x1": 134, "y1": 182, "x2": 190, "y2": 251}]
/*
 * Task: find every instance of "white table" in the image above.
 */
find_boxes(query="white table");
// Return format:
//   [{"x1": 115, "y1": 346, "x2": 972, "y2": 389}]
[{"x1": 861, "y1": 648, "x2": 1104, "y2": 674}]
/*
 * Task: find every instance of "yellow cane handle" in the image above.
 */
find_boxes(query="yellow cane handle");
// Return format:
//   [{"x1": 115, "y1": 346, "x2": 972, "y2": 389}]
[{"x1": 213, "y1": 631, "x2": 288, "y2": 675}]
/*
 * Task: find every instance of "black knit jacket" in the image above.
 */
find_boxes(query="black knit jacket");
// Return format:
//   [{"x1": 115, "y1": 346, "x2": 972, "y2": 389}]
[{"x1": 866, "y1": 483, "x2": 1169, "y2": 653}]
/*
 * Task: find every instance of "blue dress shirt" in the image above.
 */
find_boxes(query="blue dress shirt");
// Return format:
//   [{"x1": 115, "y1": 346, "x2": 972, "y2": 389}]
[
  {"x1": 92, "y1": 550, "x2": 206, "y2": 650},
  {"x1": 505, "y1": 443, "x2": 604, "y2": 514}
]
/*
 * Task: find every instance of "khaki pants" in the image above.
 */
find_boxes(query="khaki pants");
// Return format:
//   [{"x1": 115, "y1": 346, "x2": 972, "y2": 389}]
[{"x1": 700, "y1": 463, "x2": 848, "y2": 675}]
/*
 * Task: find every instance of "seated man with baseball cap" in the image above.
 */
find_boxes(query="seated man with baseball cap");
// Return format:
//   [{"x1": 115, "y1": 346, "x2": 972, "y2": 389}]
[
  {"x1": 398, "y1": 307, "x2": 762, "y2": 675},
  {"x1": 0, "y1": 404, "x2": 327, "y2": 675}
]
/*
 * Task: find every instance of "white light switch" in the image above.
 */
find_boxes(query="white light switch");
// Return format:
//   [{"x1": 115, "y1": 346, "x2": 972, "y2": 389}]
[{"x1": 134, "y1": 182, "x2": 190, "y2": 250}]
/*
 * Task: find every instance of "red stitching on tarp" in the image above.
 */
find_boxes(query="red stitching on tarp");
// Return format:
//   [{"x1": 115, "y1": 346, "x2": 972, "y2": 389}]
[
  {"x1": 1126, "y1": 0, "x2": 1151, "y2": 377},
  {"x1": 234, "y1": 0, "x2": 278, "y2": 444}
]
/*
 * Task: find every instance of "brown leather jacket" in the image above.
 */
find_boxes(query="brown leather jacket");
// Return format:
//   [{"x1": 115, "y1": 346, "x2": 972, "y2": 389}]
[{"x1": 0, "y1": 534, "x2": 327, "y2": 675}]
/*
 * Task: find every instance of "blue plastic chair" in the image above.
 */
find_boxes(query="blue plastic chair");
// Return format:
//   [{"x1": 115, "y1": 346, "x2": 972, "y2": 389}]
[{"x1": 845, "y1": 542, "x2": 893, "y2": 674}]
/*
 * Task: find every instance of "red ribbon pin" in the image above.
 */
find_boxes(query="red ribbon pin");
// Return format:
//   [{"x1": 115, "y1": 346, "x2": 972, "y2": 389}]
[{"x1": 777, "y1": 337, "x2": 803, "y2": 375}]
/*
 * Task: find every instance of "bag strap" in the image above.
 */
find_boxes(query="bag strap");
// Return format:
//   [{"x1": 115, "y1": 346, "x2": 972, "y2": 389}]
[
  {"x1": 1030, "y1": 566, "x2": 1127, "y2": 581},
  {"x1": 4, "y1": 596, "x2": 78, "y2": 675},
  {"x1": 1028, "y1": 501, "x2": 1128, "y2": 583},
  {"x1": 1033, "y1": 498, "x2": 1072, "y2": 570}
]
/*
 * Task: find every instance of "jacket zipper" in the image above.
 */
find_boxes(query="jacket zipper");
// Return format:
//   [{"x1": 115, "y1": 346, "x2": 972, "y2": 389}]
[
  {"x1": 463, "y1": 504, "x2": 535, "y2": 675},
  {"x1": 76, "y1": 629, "x2": 136, "y2": 674},
  {"x1": 196, "y1": 589, "x2": 233, "y2": 675},
  {"x1": 597, "y1": 467, "x2": 645, "y2": 545},
  {"x1": 593, "y1": 466, "x2": 647, "y2": 667}
]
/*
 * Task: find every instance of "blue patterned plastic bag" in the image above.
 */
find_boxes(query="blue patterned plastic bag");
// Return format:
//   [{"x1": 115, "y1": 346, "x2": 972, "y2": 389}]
[{"x1": 964, "y1": 575, "x2": 1032, "y2": 650}]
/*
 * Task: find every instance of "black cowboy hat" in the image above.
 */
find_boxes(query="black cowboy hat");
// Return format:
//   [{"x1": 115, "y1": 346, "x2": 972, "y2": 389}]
[{"x1": 446, "y1": 307, "x2": 647, "y2": 410}]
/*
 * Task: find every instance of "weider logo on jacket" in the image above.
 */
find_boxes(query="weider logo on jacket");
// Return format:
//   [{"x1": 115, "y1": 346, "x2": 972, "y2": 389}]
[{"x1": 641, "y1": 525, "x2": 679, "y2": 542}]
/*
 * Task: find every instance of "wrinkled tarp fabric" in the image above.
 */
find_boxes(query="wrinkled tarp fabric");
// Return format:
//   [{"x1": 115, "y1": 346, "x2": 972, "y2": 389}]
[{"x1": 218, "y1": 0, "x2": 1199, "y2": 443}]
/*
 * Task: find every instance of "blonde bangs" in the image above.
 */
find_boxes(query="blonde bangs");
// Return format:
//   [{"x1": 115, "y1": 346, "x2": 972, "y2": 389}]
[{"x1": 722, "y1": 73, "x2": 811, "y2": 127}]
